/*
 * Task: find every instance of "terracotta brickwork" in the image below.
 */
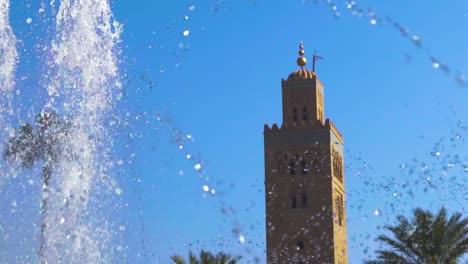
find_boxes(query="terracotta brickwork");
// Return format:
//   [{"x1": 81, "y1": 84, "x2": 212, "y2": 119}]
[{"x1": 264, "y1": 64, "x2": 348, "y2": 263}]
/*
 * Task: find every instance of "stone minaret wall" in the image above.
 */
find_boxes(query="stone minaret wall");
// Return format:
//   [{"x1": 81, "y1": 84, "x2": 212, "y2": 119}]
[{"x1": 264, "y1": 69, "x2": 347, "y2": 264}]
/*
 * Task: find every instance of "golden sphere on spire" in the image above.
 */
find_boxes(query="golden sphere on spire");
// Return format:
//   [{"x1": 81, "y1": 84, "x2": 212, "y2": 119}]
[
  {"x1": 297, "y1": 41, "x2": 307, "y2": 67},
  {"x1": 297, "y1": 57, "x2": 307, "y2": 67}
]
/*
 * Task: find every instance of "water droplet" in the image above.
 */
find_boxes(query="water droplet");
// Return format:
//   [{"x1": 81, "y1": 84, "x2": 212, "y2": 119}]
[
  {"x1": 186, "y1": 154, "x2": 192, "y2": 159},
  {"x1": 188, "y1": 5, "x2": 195, "y2": 11},
  {"x1": 26, "y1": 18, "x2": 32, "y2": 24},
  {"x1": 119, "y1": 225, "x2": 125, "y2": 231},
  {"x1": 456, "y1": 74, "x2": 466, "y2": 85},
  {"x1": 370, "y1": 19, "x2": 377, "y2": 25},
  {"x1": 182, "y1": 30, "x2": 190, "y2": 37},
  {"x1": 239, "y1": 235, "x2": 245, "y2": 244},
  {"x1": 374, "y1": 209, "x2": 380, "y2": 216},
  {"x1": 412, "y1": 35, "x2": 421, "y2": 46},
  {"x1": 184, "y1": 15, "x2": 189, "y2": 20},
  {"x1": 115, "y1": 188, "x2": 123, "y2": 195},
  {"x1": 179, "y1": 170, "x2": 184, "y2": 176},
  {"x1": 432, "y1": 62, "x2": 440, "y2": 69},
  {"x1": 178, "y1": 145, "x2": 184, "y2": 150},
  {"x1": 60, "y1": 218, "x2": 65, "y2": 224},
  {"x1": 194, "y1": 163, "x2": 202, "y2": 170},
  {"x1": 203, "y1": 185, "x2": 210, "y2": 192}
]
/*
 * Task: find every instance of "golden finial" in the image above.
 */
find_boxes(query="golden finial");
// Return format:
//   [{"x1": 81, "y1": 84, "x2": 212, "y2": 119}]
[{"x1": 297, "y1": 42, "x2": 307, "y2": 69}]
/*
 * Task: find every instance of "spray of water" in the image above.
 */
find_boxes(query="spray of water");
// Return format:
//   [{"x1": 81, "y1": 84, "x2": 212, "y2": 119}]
[
  {"x1": 0, "y1": 0, "x2": 18, "y2": 125},
  {"x1": 42, "y1": 0, "x2": 122, "y2": 262},
  {"x1": 0, "y1": 0, "x2": 17, "y2": 93}
]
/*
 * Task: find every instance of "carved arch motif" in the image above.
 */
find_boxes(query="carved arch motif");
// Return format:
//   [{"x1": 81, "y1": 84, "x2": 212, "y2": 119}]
[
  {"x1": 292, "y1": 107, "x2": 298, "y2": 122},
  {"x1": 334, "y1": 192, "x2": 344, "y2": 226},
  {"x1": 332, "y1": 148, "x2": 344, "y2": 182}
]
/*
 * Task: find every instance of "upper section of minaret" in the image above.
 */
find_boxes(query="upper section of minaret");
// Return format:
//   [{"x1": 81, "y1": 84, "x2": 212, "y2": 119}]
[{"x1": 284, "y1": 42, "x2": 322, "y2": 85}]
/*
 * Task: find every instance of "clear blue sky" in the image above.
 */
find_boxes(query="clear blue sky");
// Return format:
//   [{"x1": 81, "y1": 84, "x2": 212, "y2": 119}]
[{"x1": 1, "y1": 0, "x2": 468, "y2": 263}]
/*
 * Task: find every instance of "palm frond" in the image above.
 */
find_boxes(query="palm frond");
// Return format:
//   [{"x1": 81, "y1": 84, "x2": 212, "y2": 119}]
[
  {"x1": 366, "y1": 207, "x2": 468, "y2": 264},
  {"x1": 171, "y1": 255, "x2": 187, "y2": 264},
  {"x1": 3, "y1": 123, "x2": 38, "y2": 168}
]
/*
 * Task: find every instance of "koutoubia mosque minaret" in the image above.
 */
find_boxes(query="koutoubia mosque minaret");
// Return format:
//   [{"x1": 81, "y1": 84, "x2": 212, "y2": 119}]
[{"x1": 264, "y1": 43, "x2": 348, "y2": 264}]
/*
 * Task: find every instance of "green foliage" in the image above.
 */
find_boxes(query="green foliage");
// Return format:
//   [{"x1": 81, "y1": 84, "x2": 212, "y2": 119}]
[
  {"x1": 3, "y1": 110, "x2": 73, "y2": 262},
  {"x1": 170, "y1": 250, "x2": 242, "y2": 264},
  {"x1": 4, "y1": 123, "x2": 37, "y2": 167},
  {"x1": 3, "y1": 111, "x2": 71, "y2": 168},
  {"x1": 171, "y1": 255, "x2": 187, "y2": 264},
  {"x1": 366, "y1": 207, "x2": 468, "y2": 264}
]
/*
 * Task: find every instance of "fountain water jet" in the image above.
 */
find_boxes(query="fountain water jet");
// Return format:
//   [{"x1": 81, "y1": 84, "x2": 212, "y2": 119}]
[
  {"x1": 0, "y1": 0, "x2": 18, "y2": 125},
  {"x1": 39, "y1": 0, "x2": 122, "y2": 262}
]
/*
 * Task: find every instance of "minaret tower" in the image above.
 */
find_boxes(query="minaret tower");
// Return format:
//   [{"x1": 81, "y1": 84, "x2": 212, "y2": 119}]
[{"x1": 264, "y1": 43, "x2": 348, "y2": 264}]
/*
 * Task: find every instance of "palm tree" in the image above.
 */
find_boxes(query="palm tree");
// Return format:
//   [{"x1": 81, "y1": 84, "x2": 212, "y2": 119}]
[
  {"x1": 171, "y1": 250, "x2": 242, "y2": 264},
  {"x1": 3, "y1": 111, "x2": 71, "y2": 263},
  {"x1": 366, "y1": 207, "x2": 468, "y2": 264}
]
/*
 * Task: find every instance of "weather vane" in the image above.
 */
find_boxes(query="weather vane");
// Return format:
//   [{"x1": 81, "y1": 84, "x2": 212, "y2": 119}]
[{"x1": 312, "y1": 53, "x2": 323, "y2": 73}]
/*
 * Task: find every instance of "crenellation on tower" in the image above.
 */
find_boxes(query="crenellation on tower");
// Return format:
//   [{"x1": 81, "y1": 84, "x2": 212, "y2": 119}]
[
  {"x1": 326, "y1": 119, "x2": 344, "y2": 144},
  {"x1": 264, "y1": 43, "x2": 348, "y2": 264}
]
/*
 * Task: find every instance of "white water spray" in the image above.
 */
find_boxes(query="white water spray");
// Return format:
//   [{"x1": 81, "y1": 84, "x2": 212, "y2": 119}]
[
  {"x1": 0, "y1": 0, "x2": 17, "y2": 93},
  {"x1": 43, "y1": 0, "x2": 122, "y2": 262},
  {"x1": 0, "y1": 0, "x2": 18, "y2": 125}
]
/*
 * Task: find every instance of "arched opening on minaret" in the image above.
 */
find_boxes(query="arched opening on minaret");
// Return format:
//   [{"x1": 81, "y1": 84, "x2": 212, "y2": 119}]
[
  {"x1": 291, "y1": 196, "x2": 297, "y2": 208},
  {"x1": 289, "y1": 161, "x2": 296, "y2": 175},
  {"x1": 292, "y1": 107, "x2": 298, "y2": 122},
  {"x1": 301, "y1": 160, "x2": 308, "y2": 175},
  {"x1": 296, "y1": 240, "x2": 304, "y2": 250}
]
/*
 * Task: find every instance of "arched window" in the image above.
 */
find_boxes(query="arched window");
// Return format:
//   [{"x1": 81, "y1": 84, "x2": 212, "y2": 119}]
[
  {"x1": 333, "y1": 151, "x2": 344, "y2": 182},
  {"x1": 301, "y1": 160, "x2": 307, "y2": 175},
  {"x1": 292, "y1": 108, "x2": 298, "y2": 122},
  {"x1": 291, "y1": 196, "x2": 297, "y2": 208},
  {"x1": 302, "y1": 107, "x2": 308, "y2": 121},
  {"x1": 335, "y1": 193, "x2": 344, "y2": 226},
  {"x1": 296, "y1": 240, "x2": 304, "y2": 250},
  {"x1": 289, "y1": 161, "x2": 296, "y2": 175},
  {"x1": 302, "y1": 193, "x2": 307, "y2": 208}
]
